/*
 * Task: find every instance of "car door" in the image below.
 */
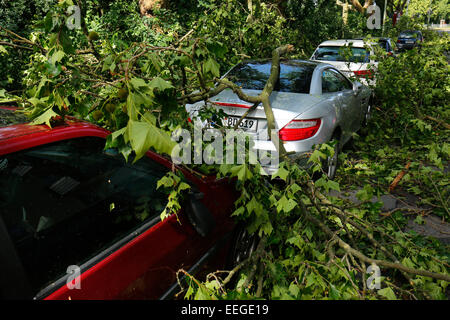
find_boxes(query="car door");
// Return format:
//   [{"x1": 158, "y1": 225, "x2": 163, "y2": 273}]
[
  {"x1": 0, "y1": 136, "x2": 229, "y2": 300},
  {"x1": 321, "y1": 68, "x2": 360, "y2": 141}
]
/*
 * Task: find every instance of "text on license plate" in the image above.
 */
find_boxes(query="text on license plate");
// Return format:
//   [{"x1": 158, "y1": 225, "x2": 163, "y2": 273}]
[{"x1": 223, "y1": 116, "x2": 258, "y2": 131}]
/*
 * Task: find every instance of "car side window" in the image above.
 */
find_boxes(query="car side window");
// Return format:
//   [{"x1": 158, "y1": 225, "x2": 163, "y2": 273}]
[
  {"x1": 0, "y1": 137, "x2": 169, "y2": 295},
  {"x1": 322, "y1": 69, "x2": 352, "y2": 93}
]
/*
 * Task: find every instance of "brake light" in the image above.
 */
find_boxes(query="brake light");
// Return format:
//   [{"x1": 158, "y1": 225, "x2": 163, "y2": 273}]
[
  {"x1": 212, "y1": 102, "x2": 252, "y2": 109},
  {"x1": 278, "y1": 119, "x2": 321, "y2": 141},
  {"x1": 353, "y1": 70, "x2": 374, "y2": 79}
]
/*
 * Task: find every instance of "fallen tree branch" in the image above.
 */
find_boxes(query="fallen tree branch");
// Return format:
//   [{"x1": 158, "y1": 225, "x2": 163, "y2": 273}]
[
  {"x1": 424, "y1": 115, "x2": 450, "y2": 130},
  {"x1": 389, "y1": 161, "x2": 411, "y2": 192},
  {"x1": 299, "y1": 201, "x2": 450, "y2": 282}
]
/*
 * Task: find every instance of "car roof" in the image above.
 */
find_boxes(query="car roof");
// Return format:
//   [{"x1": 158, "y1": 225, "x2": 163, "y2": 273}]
[
  {"x1": 238, "y1": 58, "x2": 321, "y2": 67},
  {"x1": 0, "y1": 117, "x2": 110, "y2": 156},
  {"x1": 354, "y1": 37, "x2": 390, "y2": 41},
  {"x1": 317, "y1": 39, "x2": 366, "y2": 47}
]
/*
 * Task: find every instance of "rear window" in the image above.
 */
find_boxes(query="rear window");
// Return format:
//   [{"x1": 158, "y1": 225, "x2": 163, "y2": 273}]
[
  {"x1": 399, "y1": 31, "x2": 420, "y2": 38},
  {"x1": 226, "y1": 61, "x2": 315, "y2": 94},
  {"x1": 313, "y1": 46, "x2": 370, "y2": 63}
]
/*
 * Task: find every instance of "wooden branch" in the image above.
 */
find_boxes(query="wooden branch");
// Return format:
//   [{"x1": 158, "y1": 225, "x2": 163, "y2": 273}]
[
  {"x1": 0, "y1": 41, "x2": 33, "y2": 51},
  {"x1": 299, "y1": 199, "x2": 450, "y2": 283},
  {"x1": 0, "y1": 26, "x2": 46, "y2": 54},
  {"x1": 388, "y1": 161, "x2": 411, "y2": 192},
  {"x1": 424, "y1": 115, "x2": 450, "y2": 130}
]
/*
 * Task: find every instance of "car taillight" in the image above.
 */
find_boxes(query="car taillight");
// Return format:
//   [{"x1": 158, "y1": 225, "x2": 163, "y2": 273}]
[
  {"x1": 397, "y1": 39, "x2": 401, "y2": 43},
  {"x1": 278, "y1": 119, "x2": 321, "y2": 141},
  {"x1": 353, "y1": 70, "x2": 374, "y2": 79}
]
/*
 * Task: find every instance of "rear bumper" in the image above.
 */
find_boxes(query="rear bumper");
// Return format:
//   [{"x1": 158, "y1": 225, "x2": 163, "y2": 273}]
[{"x1": 397, "y1": 43, "x2": 417, "y2": 50}]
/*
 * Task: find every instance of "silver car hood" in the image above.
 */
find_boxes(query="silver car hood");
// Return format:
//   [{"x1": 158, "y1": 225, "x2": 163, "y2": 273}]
[{"x1": 198, "y1": 88, "x2": 326, "y2": 129}]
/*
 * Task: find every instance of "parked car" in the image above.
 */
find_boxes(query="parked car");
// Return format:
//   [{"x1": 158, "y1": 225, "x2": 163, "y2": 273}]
[
  {"x1": 396, "y1": 30, "x2": 423, "y2": 51},
  {"x1": 186, "y1": 60, "x2": 372, "y2": 179},
  {"x1": 0, "y1": 109, "x2": 239, "y2": 300},
  {"x1": 310, "y1": 39, "x2": 378, "y2": 85},
  {"x1": 354, "y1": 37, "x2": 395, "y2": 56}
]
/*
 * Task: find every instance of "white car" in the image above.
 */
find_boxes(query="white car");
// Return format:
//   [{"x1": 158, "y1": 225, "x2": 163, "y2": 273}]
[{"x1": 310, "y1": 39, "x2": 384, "y2": 85}]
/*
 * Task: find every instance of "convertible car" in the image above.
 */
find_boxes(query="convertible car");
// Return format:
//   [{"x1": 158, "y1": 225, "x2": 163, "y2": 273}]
[
  {"x1": 186, "y1": 59, "x2": 373, "y2": 178},
  {"x1": 0, "y1": 108, "x2": 239, "y2": 300}
]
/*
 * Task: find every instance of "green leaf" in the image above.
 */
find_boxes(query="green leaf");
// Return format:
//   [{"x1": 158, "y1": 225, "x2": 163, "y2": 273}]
[
  {"x1": 127, "y1": 120, "x2": 176, "y2": 162},
  {"x1": 204, "y1": 57, "x2": 220, "y2": 77},
  {"x1": 102, "y1": 56, "x2": 114, "y2": 72},
  {"x1": 149, "y1": 77, "x2": 174, "y2": 92},
  {"x1": 230, "y1": 164, "x2": 253, "y2": 181},
  {"x1": 277, "y1": 195, "x2": 297, "y2": 213},
  {"x1": 50, "y1": 50, "x2": 65, "y2": 64},
  {"x1": 272, "y1": 166, "x2": 289, "y2": 181},
  {"x1": 288, "y1": 282, "x2": 300, "y2": 298},
  {"x1": 0, "y1": 45, "x2": 8, "y2": 55},
  {"x1": 30, "y1": 108, "x2": 59, "y2": 128},
  {"x1": 231, "y1": 206, "x2": 245, "y2": 217},
  {"x1": 329, "y1": 284, "x2": 341, "y2": 299},
  {"x1": 157, "y1": 175, "x2": 174, "y2": 189},
  {"x1": 308, "y1": 149, "x2": 326, "y2": 164},
  {"x1": 130, "y1": 77, "x2": 148, "y2": 90},
  {"x1": 377, "y1": 287, "x2": 397, "y2": 300},
  {"x1": 178, "y1": 182, "x2": 191, "y2": 192}
]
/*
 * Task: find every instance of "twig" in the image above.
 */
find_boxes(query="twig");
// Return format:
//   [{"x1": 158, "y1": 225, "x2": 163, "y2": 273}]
[{"x1": 388, "y1": 161, "x2": 411, "y2": 192}]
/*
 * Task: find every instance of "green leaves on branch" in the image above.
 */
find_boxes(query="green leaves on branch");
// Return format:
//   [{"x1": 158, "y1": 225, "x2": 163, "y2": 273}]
[
  {"x1": 156, "y1": 172, "x2": 191, "y2": 221},
  {"x1": 128, "y1": 120, "x2": 175, "y2": 162}
]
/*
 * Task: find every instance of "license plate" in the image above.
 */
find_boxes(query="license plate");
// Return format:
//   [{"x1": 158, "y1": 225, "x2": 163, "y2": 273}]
[
  {"x1": 406, "y1": 40, "x2": 414, "y2": 44},
  {"x1": 223, "y1": 116, "x2": 258, "y2": 131}
]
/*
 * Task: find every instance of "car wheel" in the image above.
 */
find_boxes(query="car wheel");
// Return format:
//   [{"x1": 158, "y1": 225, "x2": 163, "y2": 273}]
[
  {"x1": 364, "y1": 104, "x2": 371, "y2": 127},
  {"x1": 323, "y1": 139, "x2": 340, "y2": 180},
  {"x1": 227, "y1": 224, "x2": 259, "y2": 268},
  {"x1": 359, "y1": 103, "x2": 372, "y2": 137}
]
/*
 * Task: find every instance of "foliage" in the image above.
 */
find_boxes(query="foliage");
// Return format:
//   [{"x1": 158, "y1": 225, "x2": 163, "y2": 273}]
[{"x1": 0, "y1": 0, "x2": 449, "y2": 301}]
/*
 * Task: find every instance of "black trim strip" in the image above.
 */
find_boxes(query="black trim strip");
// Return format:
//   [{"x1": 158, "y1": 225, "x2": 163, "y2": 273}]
[{"x1": 33, "y1": 215, "x2": 162, "y2": 300}]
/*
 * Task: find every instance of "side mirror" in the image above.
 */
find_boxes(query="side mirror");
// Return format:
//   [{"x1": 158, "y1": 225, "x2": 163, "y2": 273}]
[
  {"x1": 185, "y1": 191, "x2": 216, "y2": 237},
  {"x1": 353, "y1": 81, "x2": 363, "y2": 96}
]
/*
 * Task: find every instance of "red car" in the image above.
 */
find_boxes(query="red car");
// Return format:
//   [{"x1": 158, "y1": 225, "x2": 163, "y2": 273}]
[{"x1": 0, "y1": 107, "x2": 238, "y2": 300}]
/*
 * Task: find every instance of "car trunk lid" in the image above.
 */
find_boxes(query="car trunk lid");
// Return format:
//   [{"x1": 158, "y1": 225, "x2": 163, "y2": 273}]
[{"x1": 207, "y1": 88, "x2": 325, "y2": 141}]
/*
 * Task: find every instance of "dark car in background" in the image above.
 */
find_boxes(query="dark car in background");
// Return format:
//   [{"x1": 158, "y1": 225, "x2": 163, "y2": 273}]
[
  {"x1": 396, "y1": 30, "x2": 423, "y2": 51},
  {"x1": 0, "y1": 107, "x2": 239, "y2": 300},
  {"x1": 354, "y1": 37, "x2": 394, "y2": 55}
]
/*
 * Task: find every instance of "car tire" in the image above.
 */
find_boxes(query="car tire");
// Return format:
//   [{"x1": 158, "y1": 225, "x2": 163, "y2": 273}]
[
  {"x1": 323, "y1": 138, "x2": 340, "y2": 180},
  {"x1": 227, "y1": 224, "x2": 260, "y2": 269},
  {"x1": 359, "y1": 102, "x2": 372, "y2": 137}
]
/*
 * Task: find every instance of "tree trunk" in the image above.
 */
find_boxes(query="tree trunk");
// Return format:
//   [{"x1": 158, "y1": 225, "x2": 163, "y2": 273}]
[
  {"x1": 139, "y1": 0, "x2": 167, "y2": 17},
  {"x1": 349, "y1": 0, "x2": 374, "y2": 14}
]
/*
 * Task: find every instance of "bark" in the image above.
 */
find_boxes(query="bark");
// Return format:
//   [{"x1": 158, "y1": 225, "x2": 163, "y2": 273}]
[
  {"x1": 139, "y1": 0, "x2": 167, "y2": 17},
  {"x1": 348, "y1": 0, "x2": 374, "y2": 14}
]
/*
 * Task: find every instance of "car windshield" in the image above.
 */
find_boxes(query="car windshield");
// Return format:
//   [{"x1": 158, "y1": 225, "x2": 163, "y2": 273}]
[
  {"x1": 399, "y1": 31, "x2": 419, "y2": 38},
  {"x1": 226, "y1": 61, "x2": 315, "y2": 94},
  {"x1": 313, "y1": 46, "x2": 370, "y2": 63}
]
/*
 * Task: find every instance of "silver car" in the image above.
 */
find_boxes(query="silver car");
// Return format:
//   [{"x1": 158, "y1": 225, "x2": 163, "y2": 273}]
[{"x1": 186, "y1": 60, "x2": 372, "y2": 178}]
